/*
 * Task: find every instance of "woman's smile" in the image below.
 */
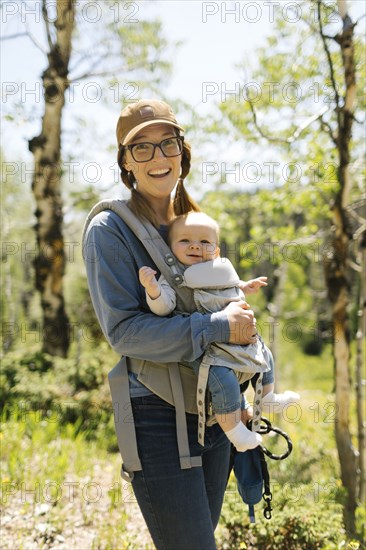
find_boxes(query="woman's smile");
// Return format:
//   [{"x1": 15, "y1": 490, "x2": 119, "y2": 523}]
[{"x1": 147, "y1": 167, "x2": 172, "y2": 178}]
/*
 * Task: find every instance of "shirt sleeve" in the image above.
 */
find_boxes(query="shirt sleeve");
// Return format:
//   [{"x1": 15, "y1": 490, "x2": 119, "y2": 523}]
[
  {"x1": 83, "y1": 211, "x2": 230, "y2": 363},
  {"x1": 146, "y1": 275, "x2": 177, "y2": 316}
]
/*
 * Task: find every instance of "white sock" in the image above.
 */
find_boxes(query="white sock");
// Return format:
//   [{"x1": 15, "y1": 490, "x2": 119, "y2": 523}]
[
  {"x1": 262, "y1": 391, "x2": 300, "y2": 414},
  {"x1": 225, "y1": 422, "x2": 262, "y2": 452}
]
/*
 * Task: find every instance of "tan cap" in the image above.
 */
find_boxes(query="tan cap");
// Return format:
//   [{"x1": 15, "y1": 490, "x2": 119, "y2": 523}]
[{"x1": 116, "y1": 99, "x2": 184, "y2": 146}]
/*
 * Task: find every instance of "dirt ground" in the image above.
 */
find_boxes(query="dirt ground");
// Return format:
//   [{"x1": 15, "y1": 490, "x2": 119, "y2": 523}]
[{"x1": 1, "y1": 460, "x2": 155, "y2": 550}]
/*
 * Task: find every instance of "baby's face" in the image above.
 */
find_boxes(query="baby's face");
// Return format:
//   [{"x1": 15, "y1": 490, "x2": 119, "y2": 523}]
[{"x1": 170, "y1": 220, "x2": 219, "y2": 266}]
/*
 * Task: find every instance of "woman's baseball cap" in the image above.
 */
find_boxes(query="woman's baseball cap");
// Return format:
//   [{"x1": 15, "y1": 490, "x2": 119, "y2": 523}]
[{"x1": 116, "y1": 99, "x2": 184, "y2": 146}]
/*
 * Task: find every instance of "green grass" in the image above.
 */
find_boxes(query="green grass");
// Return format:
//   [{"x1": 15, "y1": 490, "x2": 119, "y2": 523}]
[
  {"x1": 279, "y1": 339, "x2": 334, "y2": 392},
  {"x1": 1, "y1": 339, "x2": 364, "y2": 549},
  {"x1": 0, "y1": 413, "x2": 154, "y2": 549}
]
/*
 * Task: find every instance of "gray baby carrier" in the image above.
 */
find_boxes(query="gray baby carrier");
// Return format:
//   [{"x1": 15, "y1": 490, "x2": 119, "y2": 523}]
[{"x1": 82, "y1": 200, "x2": 268, "y2": 476}]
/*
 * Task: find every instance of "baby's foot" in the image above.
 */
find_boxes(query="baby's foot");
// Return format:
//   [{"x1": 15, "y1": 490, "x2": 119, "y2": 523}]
[
  {"x1": 262, "y1": 391, "x2": 300, "y2": 414},
  {"x1": 225, "y1": 422, "x2": 262, "y2": 452}
]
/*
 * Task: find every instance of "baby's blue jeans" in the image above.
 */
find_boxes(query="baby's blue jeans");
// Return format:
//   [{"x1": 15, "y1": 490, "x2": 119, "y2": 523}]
[{"x1": 205, "y1": 345, "x2": 275, "y2": 414}]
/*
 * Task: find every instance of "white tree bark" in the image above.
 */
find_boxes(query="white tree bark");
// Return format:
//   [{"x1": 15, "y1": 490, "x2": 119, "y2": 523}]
[{"x1": 29, "y1": 0, "x2": 75, "y2": 356}]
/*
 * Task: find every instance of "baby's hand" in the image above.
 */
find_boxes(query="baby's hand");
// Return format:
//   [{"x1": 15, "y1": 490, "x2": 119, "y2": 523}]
[
  {"x1": 239, "y1": 276, "x2": 268, "y2": 295},
  {"x1": 139, "y1": 266, "x2": 161, "y2": 300}
]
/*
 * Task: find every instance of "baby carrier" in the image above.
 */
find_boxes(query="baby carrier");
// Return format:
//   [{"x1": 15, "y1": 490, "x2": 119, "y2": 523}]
[{"x1": 82, "y1": 199, "x2": 292, "y2": 521}]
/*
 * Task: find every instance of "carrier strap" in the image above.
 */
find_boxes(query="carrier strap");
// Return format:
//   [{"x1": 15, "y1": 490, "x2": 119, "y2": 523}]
[
  {"x1": 108, "y1": 357, "x2": 142, "y2": 481},
  {"x1": 84, "y1": 200, "x2": 200, "y2": 478},
  {"x1": 196, "y1": 353, "x2": 212, "y2": 446},
  {"x1": 168, "y1": 363, "x2": 202, "y2": 469},
  {"x1": 251, "y1": 372, "x2": 263, "y2": 433}
]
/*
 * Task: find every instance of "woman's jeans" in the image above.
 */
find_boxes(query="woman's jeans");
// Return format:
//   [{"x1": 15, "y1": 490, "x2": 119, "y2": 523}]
[{"x1": 131, "y1": 394, "x2": 231, "y2": 550}]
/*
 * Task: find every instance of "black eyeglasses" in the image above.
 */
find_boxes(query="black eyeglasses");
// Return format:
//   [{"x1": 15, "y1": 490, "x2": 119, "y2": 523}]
[{"x1": 124, "y1": 136, "x2": 184, "y2": 163}]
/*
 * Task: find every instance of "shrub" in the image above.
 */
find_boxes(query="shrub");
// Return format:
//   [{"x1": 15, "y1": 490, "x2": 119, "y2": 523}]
[
  {"x1": 219, "y1": 484, "x2": 346, "y2": 549},
  {"x1": 0, "y1": 343, "x2": 119, "y2": 450}
]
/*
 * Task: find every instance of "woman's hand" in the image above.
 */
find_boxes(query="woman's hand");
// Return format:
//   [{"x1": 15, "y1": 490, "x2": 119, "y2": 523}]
[{"x1": 224, "y1": 301, "x2": 257, "y2": 345}]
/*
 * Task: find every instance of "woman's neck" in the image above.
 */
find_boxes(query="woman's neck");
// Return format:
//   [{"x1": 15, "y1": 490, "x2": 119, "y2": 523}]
[{"x1": 150, "y1": 197, "x2": 173, "y2": 226}]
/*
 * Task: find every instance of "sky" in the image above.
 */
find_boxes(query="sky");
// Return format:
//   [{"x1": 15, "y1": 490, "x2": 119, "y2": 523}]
[
  {"x1": 152, "y1": 0, "x2": 274, "y2": 106},
  {"x1": 1, "y1": 1, "x2": 274, "y2": 134},
  {"x1": 1, "y1": 0, "x2": 365, "y2": 198}
]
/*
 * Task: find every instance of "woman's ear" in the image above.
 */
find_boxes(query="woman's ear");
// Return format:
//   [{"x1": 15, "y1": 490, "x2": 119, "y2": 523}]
[
  {"x1": 124, "y1": 160, "x2": 140, "y2": 182},
  {"x1": 122, "y1": 148, "x2": 134, "y2": 172},
  {"x1": 123, "y1": 160, "x2": 134, "y2": 172},
  {"x1": 214, "y1": 246, "x2": 221, "y2": 258}
]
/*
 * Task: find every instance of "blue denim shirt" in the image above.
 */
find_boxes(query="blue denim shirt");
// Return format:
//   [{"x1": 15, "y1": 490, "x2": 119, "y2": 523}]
[{"x1": 83, "y1": 210, "x2": 230, "y2": 395}]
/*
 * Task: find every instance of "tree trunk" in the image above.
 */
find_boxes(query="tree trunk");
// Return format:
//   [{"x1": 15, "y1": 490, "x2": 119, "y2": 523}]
[
  {"x1": 29, "y1": 0, "x2": 75, "y2": 357},
  {"x1": 355, "y1": 233, "x2": 366, "y2": 504},
  {"x1": 323, "y1": 1, "x2": 358, "y2": 533},
  {"x1": 267, "y1": 262, "x2": 287, "y2": 392}
]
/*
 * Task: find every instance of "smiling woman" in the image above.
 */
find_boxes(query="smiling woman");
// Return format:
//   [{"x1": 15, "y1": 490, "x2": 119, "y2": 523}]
[{"x1": 83, "y1": 98, "x2": 259, "y2": 550}]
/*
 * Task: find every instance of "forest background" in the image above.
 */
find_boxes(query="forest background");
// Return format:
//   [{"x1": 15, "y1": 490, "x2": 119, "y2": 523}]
[{"x1": 1, "y1": 1, "x2": 365, "y2": 549}]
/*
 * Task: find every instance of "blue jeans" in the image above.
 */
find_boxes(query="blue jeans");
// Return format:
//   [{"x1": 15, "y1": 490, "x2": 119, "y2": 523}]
[
  {"x1": 203, "y1": 345, "x2": 276, "y2": 415},
  {"x1": 131, "y1": 394, "x2": 231, "y2": 550},
  {"x1": 209, "y1": 366, "x2": 242, "y2": 413}
]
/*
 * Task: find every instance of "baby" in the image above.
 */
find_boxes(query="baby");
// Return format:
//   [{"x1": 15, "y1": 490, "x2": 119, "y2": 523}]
[{"x1": 139, "y1": 212, "x2": 299, "y2": 452}]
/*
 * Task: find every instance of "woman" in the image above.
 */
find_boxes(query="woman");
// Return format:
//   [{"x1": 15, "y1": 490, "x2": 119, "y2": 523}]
[{"x1": 84, "y1": 99, "x2": 258, "y2": 549}]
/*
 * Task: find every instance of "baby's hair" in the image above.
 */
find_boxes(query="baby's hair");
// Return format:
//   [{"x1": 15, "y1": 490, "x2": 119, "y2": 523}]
[{"x1": 168, "y1": 212, "x2": 220, "y2": 245}]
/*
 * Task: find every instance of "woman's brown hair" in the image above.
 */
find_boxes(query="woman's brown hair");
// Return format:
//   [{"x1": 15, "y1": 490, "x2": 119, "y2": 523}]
[{"x1": 117, "y1": 134, "x2": 200, "y2": 227}]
